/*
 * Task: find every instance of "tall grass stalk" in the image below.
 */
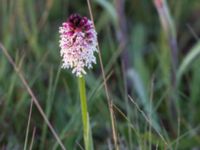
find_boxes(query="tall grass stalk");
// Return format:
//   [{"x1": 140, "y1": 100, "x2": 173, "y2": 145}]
[
  {"x1": 154, "y1": 0, "x2": 179, "y2": 136},
  {"x1": 78, "y1": 77, "x2": 93, "y2": 150},
  {"x1": 86, "y1": 0, "x2": 119, "y2": 149}
]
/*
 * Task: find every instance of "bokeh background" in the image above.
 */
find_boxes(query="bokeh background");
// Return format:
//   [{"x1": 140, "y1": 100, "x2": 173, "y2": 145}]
[{"x1": 1, "y1": 0, "x2": 200, "y2": 149}]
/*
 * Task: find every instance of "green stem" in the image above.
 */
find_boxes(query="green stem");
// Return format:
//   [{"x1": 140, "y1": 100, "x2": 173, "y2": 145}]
[{"x1": 78, "y1": 77, "x2": 93, "y2": 150}]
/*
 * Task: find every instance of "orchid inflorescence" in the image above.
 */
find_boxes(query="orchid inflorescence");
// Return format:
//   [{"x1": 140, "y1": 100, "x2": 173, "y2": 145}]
[{"x1": 59, "y1": 14, "x2": 98, "y2": 77}]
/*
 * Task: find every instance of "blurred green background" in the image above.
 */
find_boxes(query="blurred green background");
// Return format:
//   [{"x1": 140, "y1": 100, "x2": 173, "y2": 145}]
[{"x1": 1, "y1": 0, "x2": 200, "y2": 149}]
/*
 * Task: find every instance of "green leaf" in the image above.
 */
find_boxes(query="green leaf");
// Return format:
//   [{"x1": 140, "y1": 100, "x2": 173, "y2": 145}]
[{"x1": 177, "y1": 41, "x2": 200, "y2": 84}]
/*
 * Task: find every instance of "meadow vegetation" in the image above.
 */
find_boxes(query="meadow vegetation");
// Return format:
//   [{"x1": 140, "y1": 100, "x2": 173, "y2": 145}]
[{"x1": 1, "y1": 0, "x2": 200, "y2": 149}]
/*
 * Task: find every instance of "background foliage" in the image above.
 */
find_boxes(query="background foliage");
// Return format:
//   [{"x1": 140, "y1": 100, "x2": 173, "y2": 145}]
[{"x1": 1, "y1": 0, "x2": 200, "y2": 149}]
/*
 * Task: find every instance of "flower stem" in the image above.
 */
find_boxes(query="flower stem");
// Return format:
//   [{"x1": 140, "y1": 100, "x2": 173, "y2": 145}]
[{"x1": 78, "y1": 77, "x2": 93, "y2": 150}]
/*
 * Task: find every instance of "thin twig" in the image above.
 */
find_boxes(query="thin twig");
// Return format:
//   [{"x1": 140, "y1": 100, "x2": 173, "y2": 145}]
[
  {"x1": 24, "y1": 99, "x2": 33, "y2": 150},
  {"x1": 112, "y1": 104, "x2": 140, "y2": 139},
  {"x1": 0, "y1": 43, "x2": 66, "y2": 150},
  {"x1": 75, "y1": 141, "x2": 84, "y2": 150},
  {"x1": 167, "y1": 124, "x2": 200, "y2": 148},
  {"x1": 86, "y1": 1, "x2": 119, "y2": 150},
  {"x1": 29, "y1": 127, "x2": 36, "y2": 150},
  {"x1": 128, "y1": 95, "x2": 168, "y2": 146}
]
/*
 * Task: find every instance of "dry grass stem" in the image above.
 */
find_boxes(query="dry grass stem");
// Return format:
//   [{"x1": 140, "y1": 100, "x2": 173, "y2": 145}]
[{"x1": 0, "y1": 43, "x2": 66, "y2": 150}]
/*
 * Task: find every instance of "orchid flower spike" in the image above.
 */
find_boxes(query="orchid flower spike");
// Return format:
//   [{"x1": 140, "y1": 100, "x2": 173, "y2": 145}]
[{"x1": 59, "y1": 14, "x2": 98, "y2": 77}]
